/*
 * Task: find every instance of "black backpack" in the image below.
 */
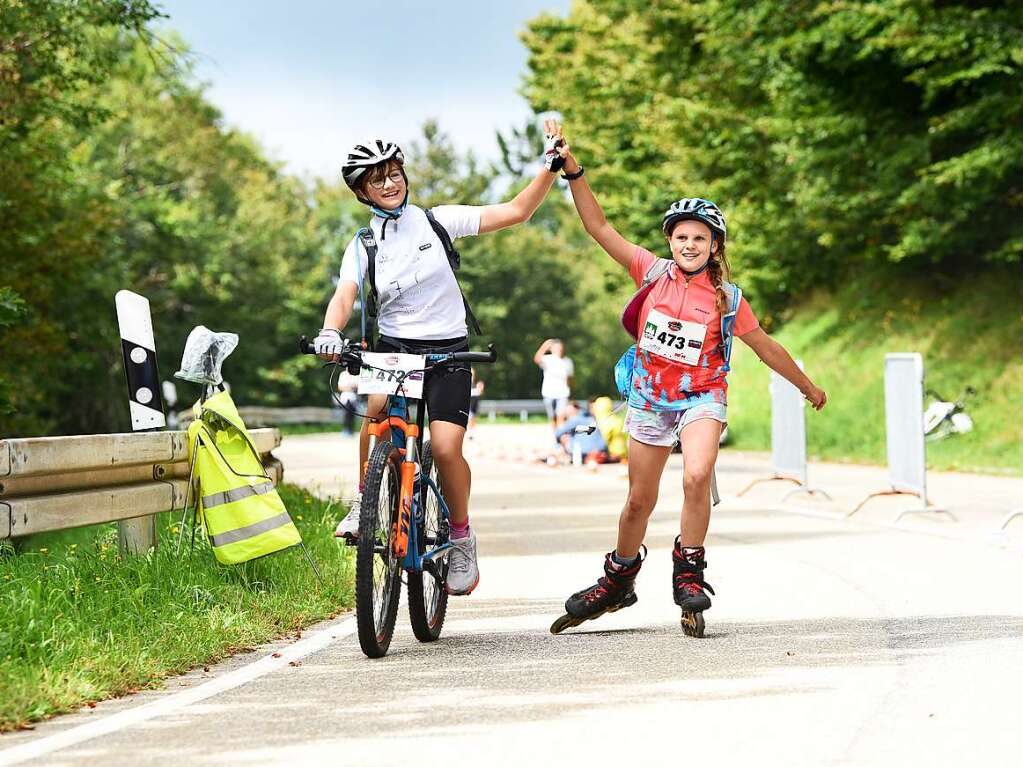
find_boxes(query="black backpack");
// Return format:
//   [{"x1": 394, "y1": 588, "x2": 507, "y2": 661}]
[{"x1": 358, "y1": 209, "x2": 482, "y2": 350}]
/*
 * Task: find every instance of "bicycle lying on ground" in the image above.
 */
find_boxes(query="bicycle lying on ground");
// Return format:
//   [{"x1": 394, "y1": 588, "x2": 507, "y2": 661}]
[
  {"x1": 924, "y1": 386, "x2": 975, "y2": 441},
  {"x1": 300, "y1": 336, "x2": 497, "y2": 658}
]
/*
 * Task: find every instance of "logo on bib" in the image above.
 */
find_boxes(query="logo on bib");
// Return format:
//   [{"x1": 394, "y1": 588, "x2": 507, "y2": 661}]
[
  {"x1": 419, "y1": 243, "x2": 432, "y2": 251},
  {"x1": 668, "y1": 321, "x2": 682, "y2": 331},
  {"x1": 386, "y1": 355, "x2": 400, "y2": 365},
  {"x1": 643, "y1": 322, "x2": 656, "y2": 339}
]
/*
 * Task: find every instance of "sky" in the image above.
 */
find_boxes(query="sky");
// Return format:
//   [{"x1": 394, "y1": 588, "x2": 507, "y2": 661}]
[{"x1": 158, "y1": 0, "x2": 571, "y2": 181}]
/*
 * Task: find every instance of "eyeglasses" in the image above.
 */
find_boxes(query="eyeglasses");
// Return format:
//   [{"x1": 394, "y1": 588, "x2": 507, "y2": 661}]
[{"x1": 367, "y1": 170, "x2": 404, "y2": 190}]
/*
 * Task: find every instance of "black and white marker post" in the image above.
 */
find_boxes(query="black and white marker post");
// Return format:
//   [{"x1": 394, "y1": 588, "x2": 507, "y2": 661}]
[{"x1": 115, "y1": 290, "x2": 165, "y2": 554}]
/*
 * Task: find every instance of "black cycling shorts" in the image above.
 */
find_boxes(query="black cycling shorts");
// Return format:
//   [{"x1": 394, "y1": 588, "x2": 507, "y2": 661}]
[{"x1": 376, "y1": 336, "x2": 471, "y2": 429}]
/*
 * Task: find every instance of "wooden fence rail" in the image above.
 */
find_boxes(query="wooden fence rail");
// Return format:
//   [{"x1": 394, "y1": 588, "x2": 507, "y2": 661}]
[{"x1": 0, "y1": 429, "x2": 281, "y2": 550}]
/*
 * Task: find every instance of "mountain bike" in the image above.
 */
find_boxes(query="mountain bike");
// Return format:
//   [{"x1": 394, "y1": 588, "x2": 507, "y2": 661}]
[
  {"x1": 301, "y1": 336, "x2": 497, "y2": 658},
  {"x1": 924, "y1": 386, "x2": 976, "y2": 441}
]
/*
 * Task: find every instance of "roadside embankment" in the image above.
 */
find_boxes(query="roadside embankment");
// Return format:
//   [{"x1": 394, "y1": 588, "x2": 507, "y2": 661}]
[
  {"x1": 726, "y1": 270, "x2": 1023, "y2": 475},
  {"x1": 0, "y1": 485, "x2": 352, "y2": 732}
]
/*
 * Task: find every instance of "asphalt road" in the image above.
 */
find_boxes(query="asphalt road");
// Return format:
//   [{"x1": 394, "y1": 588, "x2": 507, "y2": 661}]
[{"x1": 3, "y1": 428, "x2": 1022, "y2": 766}]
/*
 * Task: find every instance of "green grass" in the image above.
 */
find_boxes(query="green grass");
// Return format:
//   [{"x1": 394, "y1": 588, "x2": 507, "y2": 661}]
[
  {"x1": 277, "y1": 422, "x2": 347, "y2": 436},
  {"x1": 726, "y1": 269, "x2": 1023, "y2": 475},
  {"x1": 480, "y1": 413, "x2": 550, "y2": 425},
  {"x1": 0, "y1": 485, "x2": 354, "y2": 732}
]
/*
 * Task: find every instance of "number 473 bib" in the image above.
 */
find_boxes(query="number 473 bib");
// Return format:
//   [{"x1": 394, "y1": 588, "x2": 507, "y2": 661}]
[{"x1": 639, "y1": 309, "x2": 707, "y2": 365}]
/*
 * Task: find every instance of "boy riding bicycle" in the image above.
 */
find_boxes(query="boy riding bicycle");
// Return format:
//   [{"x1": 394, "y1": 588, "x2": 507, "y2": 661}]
[{"x1": 314, "y1": 123, "x2": 564, "y2": 594}]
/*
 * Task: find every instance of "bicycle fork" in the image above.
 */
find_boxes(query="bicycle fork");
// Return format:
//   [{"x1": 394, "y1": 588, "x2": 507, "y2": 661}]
[{"x1": 393, "y1": 425, "x2": 419, "y2": 559}]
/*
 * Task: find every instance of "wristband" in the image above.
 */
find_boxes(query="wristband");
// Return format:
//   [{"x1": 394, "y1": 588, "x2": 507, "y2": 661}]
[{"x1": 562, "y1": 166, "x2": 585, "y2": 181}]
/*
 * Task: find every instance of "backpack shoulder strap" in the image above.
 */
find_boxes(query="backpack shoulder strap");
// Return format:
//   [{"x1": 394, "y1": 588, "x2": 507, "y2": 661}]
[
  {"x1": 721, "y1": 280, "x2": 740, "y2": 315},
  {"x1": 620, "y1": 259, "x2": 671, "y2": 339},
  {"x1": 643, "y1": 258, "x2": 672, "y2": 287},
  {"x1": 425, "y1": 209, "x2": 461, "y2": 271},
  {"x1": 357, "y1": 228, "x2": 378, "y2": 298},
  {"x1": 356, "y1": 227, "x2": 379, "y2": 349},
  {"x1": 718, "y1": 280, "x2": 743, "y2": 372},
  {"x1": 425, "y1": 208, "x2": 481, "y2": 335}
]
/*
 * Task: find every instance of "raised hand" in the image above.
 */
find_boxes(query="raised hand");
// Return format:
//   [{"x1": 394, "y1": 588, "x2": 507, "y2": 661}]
[{"x1": 542, "y1": 118, "x2": 566, "y2": 173}]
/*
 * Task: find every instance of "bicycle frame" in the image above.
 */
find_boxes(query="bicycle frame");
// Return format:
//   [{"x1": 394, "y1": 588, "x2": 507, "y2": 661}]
[{"x1": 365, "y1": 364, "x2": 453, "y2": 574}]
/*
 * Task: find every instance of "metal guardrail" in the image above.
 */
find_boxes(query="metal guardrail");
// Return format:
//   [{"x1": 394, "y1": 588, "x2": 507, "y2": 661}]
[
  {"x1": 176, "y1": 401, "x2": 550, "y2": 427},
  {"x1": 0, "y1": 429, "x2": 281, "y2": 546},
  {"x1": 479, "y1": 399, "x2": 547, "y2": 421},
  {"x1": 177, "y1": 407, "x2": 340, "y2": 427}
]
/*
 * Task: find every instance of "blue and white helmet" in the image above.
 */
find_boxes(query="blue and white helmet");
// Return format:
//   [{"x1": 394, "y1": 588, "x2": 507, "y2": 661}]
[
  {"x1": 662, "y1": 198, "x2": 727, "y2": 239},
  {"x1": 342, "y1": 139, "x2": 405, "y2": 191}
]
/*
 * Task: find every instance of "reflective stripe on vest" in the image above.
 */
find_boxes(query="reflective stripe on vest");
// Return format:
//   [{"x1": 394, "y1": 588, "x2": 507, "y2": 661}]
[
  {"x1": 207, "y1": 510, "x2": 294, "y2": 548},
  {"x1": 202, "y1": 480, "x2": 275, "y2": 510}
]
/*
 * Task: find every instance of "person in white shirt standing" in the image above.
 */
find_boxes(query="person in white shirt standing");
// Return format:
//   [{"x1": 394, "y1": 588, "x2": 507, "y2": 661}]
[
  {"x1": 534, "y1": 338, "x2": 575, "y2": 434},
  {"x1": 314, "y1": 121, "x2": 568, "y2": 595}
]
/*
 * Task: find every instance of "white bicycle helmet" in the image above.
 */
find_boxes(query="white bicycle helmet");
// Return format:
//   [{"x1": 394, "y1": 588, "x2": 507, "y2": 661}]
[
  {"x1": 662, "y1": 198, "x2": 727, "y2": 239},
  {"x1": 342, "y1": 139, "x2": 405, "y2": 191}
]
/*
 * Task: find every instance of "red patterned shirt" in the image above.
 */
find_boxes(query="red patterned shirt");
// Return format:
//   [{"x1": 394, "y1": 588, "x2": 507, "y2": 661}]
[{"x1": 627, "y1": 246, "x2": 759, "y2": 411}]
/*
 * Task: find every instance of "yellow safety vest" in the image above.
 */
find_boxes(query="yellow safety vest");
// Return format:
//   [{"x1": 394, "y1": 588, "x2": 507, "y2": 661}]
[{"x1": 187, "y1": 390, "x2": 301, "y2": 565}]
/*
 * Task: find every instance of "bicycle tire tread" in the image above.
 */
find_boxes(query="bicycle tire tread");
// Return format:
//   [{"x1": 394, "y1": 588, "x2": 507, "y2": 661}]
[{"x1": 355, "y1": 442, "x2": 402, "y2": 658}]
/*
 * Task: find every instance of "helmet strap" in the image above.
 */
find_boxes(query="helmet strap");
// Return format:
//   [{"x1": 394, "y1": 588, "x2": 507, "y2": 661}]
[
  {"x1": 370, "y1": 191, "x2": 408, "y2": 220},
  {"x1": 370, "y1": 189, "x2": 409, "y2": 240}
]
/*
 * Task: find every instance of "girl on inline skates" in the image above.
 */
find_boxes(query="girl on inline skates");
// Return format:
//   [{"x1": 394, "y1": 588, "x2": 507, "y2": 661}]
[{"x1": 548, "y1": 123, "x2": 827, "y2": 635}]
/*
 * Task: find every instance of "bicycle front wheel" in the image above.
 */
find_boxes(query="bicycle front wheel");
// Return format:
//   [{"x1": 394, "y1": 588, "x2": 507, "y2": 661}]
[
  {"x1": 356, "y1": 441, "x2": 403, "y2": 658},
  {"x1": 408, "y1": 440, "x2": 449, "y2": 642}
]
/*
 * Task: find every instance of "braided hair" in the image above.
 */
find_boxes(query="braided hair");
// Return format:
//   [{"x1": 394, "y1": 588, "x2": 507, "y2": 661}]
[{"x1": 706, "y1": 239, "x2": 732, "y2": 315}]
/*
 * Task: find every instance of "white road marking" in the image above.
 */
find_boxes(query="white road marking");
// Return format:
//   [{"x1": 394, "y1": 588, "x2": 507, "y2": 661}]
[{"x1": 0, "y1": 616, "x2": 357, "y2": 767}]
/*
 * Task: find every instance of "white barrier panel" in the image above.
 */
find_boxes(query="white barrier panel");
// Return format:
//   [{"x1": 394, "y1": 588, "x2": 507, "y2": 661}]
[
  {"x1": 771, "y1": 366, "x2": 807, "y2": 484},
  {"x1": 849, "y1": 353, "x2": 952, "y2": 521},
  {"x1": 739, "y1": 361, "x2": 829, "y2": 501},
  {"x1": 885, "y1": 353, "x2": 927, "y2": 497}
]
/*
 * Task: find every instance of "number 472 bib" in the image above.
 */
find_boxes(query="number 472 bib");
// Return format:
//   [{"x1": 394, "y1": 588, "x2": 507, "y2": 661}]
[{"x1": 639, "y1": 309, "x2": 707, "y2": 365}]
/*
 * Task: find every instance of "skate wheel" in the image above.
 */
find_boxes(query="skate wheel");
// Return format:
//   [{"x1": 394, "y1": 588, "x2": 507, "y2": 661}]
[
  {"x1": 680, "y1": 611, "x2": 705, "y2": 638},
  {"x1": 550, "y1": 614, "x2": 582, "y2": 635}
]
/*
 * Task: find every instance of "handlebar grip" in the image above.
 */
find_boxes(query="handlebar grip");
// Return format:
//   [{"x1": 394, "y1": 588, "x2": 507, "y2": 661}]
[
  {"x1": 299, "y1": 335, "x2": 358, "y2": 362},
  {"x1": 452, "y1": 343, "x2": 498, "y2": 364}
]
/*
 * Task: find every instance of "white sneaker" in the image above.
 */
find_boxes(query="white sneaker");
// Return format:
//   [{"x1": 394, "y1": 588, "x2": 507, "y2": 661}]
[
  {"x1": 334, "y1": 493, "x2": 361, "y2": 540},
  {"x1": 445, "y1": 529, "x2": 479, "y2": 595}
]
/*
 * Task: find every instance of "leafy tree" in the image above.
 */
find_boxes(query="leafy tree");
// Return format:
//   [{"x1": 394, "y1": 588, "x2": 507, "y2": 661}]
[
  {"x1": 0, "y1": 288, "x2": 27, "y2": 416},
  {"x1": 521, "y1": 0, "x2": 1023, "y2": 322},
  {"x1": 1, "y1": 1, "x2": 163, "y2": 435},
  {"x1": 404, "y1": 119, "x2": 492, "y2": 208}
]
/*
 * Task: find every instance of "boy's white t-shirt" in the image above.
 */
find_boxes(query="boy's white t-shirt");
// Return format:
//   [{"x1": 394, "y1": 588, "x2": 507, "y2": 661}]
[
  {"x1": 339, "y1": 204, "x2": 480, "y2": 340},
  {"x1": 540, "y1": 354, "x2": 574, "y2": 399}
]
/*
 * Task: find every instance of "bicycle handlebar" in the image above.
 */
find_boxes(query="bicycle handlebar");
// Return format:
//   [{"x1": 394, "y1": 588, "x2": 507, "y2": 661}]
[
  {"x1": 298, "y1": 336, "x2": 497, "y2": 365},
  {"x1": 926, "y1": 386, "x2": 977, "y2": 403},
  {"x1": 451, "y1": 345, "x2": 498, "y2": 364}
]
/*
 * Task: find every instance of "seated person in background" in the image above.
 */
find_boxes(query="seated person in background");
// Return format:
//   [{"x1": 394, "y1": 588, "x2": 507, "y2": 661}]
[
  {"x1": 591, "y1": 396, "x2": 628, "y2": 463},
  {"x1": 554, "y1": 400, "x2": 610, "y2": 464}
]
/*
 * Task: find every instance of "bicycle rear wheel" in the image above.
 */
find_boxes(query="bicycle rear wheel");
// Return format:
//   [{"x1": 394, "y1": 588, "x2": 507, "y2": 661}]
[
  {"x1": 408, "y1": 440, "x2": 450, "y2": 642},
  {"x1": 356, "y1": 441, "x2": 402, "y2": 658}
]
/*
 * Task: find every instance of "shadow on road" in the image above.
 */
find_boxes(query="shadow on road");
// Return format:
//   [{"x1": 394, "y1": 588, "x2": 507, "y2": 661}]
[
  {"x1": 476, "y1": 512, "x2": 870, "y2": 556},
  {"x1": 205, "y1": 612, "x2": 1023, "y2": 746}
]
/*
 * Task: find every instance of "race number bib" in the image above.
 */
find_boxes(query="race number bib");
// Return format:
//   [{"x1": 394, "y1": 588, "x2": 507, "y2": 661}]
[
  {"x1": 358, "y1": 352, "x2": 426, "y2": 398},
  {"x1": 638, "y1": 309, "x2": 707, "y2": 365}
]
